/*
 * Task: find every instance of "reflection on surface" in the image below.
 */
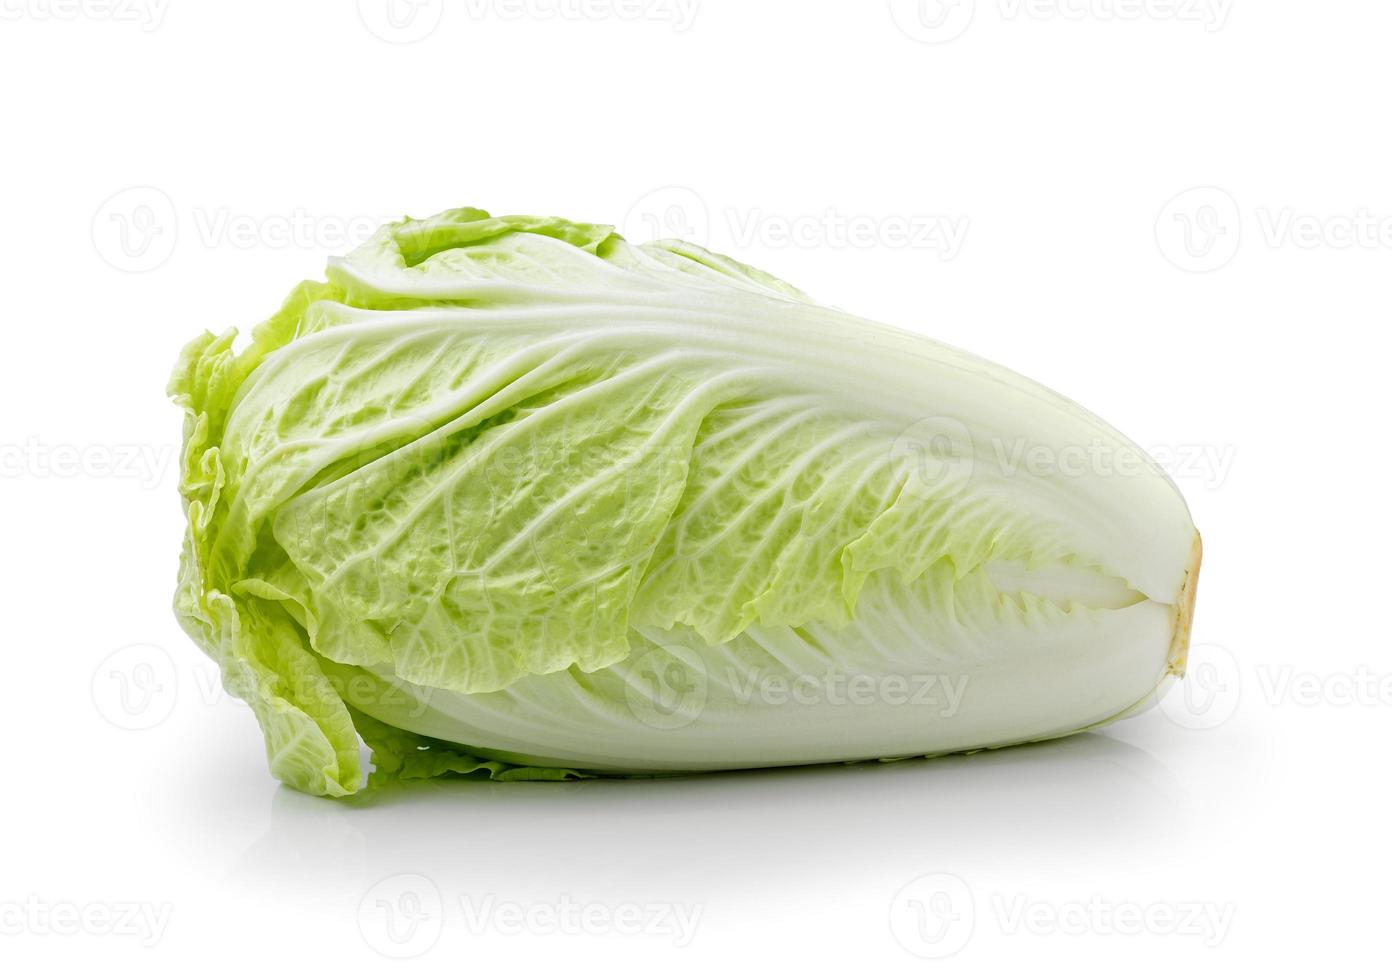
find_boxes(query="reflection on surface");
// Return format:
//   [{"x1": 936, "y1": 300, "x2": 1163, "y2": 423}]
[{"x1": 229, "y1": 729, "x2": 1186, "y2": 912}]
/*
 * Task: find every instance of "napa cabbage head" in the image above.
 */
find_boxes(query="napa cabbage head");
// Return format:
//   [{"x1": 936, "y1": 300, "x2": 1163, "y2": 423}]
[{"x1": 170, "y1": 206, "x2": 1200, "y2": 796}]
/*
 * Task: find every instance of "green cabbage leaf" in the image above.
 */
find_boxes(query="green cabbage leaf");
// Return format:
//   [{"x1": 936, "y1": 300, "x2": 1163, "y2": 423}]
[{"x1": 171, "y1": 207, "x2": 1200, "y2": 796}]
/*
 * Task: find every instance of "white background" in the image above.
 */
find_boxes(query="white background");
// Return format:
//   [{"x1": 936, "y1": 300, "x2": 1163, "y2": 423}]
[{"x1": 2, "y1": 0, "x2": 1387, "y2": 975}]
